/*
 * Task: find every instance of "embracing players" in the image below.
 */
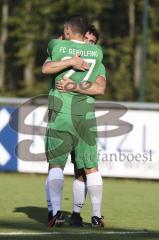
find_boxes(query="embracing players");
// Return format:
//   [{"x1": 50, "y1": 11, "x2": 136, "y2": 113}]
[{"x1": 42, "y1": 15, "x2": 106, "y2": 227}]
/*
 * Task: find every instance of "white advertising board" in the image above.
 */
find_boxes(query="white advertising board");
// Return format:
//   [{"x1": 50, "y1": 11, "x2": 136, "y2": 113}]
[{"x1": 17, "y1": 106, "x2": 159, "y2": 179}]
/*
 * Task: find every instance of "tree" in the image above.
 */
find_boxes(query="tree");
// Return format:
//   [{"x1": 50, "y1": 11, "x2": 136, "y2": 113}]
[
  {"x1": 0, "y1": 0, "x2": 159, "y2": 102},
  {"x1": 0, "y1": 0, "x2": 8, "y2": 89}
]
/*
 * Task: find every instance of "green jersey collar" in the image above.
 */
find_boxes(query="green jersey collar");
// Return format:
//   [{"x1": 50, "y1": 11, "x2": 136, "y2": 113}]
[{"x1": 70, "y1": 39, "x2": 85, "y2": 44}]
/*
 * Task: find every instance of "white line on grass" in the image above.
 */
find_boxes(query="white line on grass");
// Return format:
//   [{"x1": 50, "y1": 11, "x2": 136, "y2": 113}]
[{"x1": 0, "y1": 231, "x2": 151, "y2": 236}]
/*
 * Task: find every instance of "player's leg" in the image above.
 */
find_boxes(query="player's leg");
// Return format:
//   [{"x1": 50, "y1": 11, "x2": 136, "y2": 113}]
[
  {"x1": 74, "y1": 114, "x2": 104, "y2": 227},
  {"x1": 45, "y1": 110, "x2": 64, "y2": 224},
  {"x1": 45, "y1": 174, "x2": 53, "y2": 222},
  {"x1": 45, "y1": 110, "x2": 74, "y2": 227},
  {"x1": 85, "y1": 167, "x2": 104, "y2": 227},
  {"x1": 47, "y1": 164, "x2": 65, "y2": 227},
  {"x1": 46, "y1": 167, "x2": 65, "y2": 225},
  {"x1": 72, "y1": 151, "x2": 87, "y2": 214},
  {"x1": 70, "y1": 153, "x2": 86, "y2": 226},
  {"x1": 45, "y1": 109, "x2": 53, "y2": 224}
]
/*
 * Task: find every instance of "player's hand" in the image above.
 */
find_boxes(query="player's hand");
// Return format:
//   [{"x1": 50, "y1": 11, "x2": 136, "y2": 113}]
[
  {"x1": 56, "y1": 77, "x2": 77, "y2": 92},
  {"x1": 71, "y1": 55, "x2": 89, "y2": 71}
]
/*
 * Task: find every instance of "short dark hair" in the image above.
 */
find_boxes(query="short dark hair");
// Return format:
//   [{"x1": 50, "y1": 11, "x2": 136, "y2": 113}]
[
  {"x1": 87, "y1": 24, "x2": 99, "y2": 43},
  {"x1": 65, "y1": 15, "x2": 88, "y2": 36}
]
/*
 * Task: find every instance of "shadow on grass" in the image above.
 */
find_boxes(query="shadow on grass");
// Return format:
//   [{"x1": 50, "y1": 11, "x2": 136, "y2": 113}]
[
  {"x1": 0, "y1": 206, "x2": 159, "y2": 240},
  {"x1": 0, "y1": 206, "x2": 91, "y2": 233},
  {"x1": 14, "y1": 206, "x2": 54, "y2": 225},
  {"x1": 13, "y1": 206, "x2": 91, "y2": 227}
]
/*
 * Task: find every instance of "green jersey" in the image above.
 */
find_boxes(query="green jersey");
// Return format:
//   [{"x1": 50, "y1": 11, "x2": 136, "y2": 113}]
[
  {"x1": 47, "y1": 39, "x2": 105, "y2": 115},
  {"x1": 45, "y1": 57, "x2": 106, "y2": 78}
]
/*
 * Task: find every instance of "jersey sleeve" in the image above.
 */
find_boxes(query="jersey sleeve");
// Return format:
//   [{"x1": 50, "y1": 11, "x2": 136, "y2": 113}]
[
  {"x1": 98, "y1": 64, "x2": 107, "y2": 79},
  {"x1": 47, "y1": 39, "x2": 59, "y2": 57},
  {"x1": 96, "y1": 44, "x2": 103, "y2": 62}
]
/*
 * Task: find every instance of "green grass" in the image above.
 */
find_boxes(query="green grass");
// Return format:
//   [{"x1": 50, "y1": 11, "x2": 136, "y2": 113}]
[{"x1": 0, "y1": 173, "x2": 159, "y2": 240}]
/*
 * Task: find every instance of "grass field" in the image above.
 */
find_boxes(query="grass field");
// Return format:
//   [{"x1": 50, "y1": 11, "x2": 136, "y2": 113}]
[{"x1": 0, "y1": 173, "x2": 159, "y2": 240}]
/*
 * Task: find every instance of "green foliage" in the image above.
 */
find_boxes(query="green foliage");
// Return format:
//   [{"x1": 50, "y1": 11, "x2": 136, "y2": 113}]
[
  {"x1": 0, "y1": 0, "x2": 159, "y2": 102},
  {"x1": 145, "y1": 41, "x2": 159, "y2": 102}
]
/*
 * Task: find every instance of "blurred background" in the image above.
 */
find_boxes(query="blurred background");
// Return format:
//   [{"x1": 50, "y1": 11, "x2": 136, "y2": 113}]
[
  {"x1": 0, "y1": 0, "x2": 159, "y2": 186},
  {"x1": 0, "y1": 0, "x2": 159, "y2": 236},
  {"x1": 0, "y1": 0, "x2": 158, "y2": 101}
]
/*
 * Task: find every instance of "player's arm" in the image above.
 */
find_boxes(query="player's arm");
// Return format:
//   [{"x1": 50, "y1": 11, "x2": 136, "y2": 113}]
[
  {"x1": 42, "y1": 55, "x2": 89, "y2": 74},
  {"x1": 56, "y1": 75, "x2": 106, "y2": 95},
  {"x1": 76, "y1": 75, "x2": 106, "y2": 95},
  {"x1": 76, "y1": 63, "x2": 107, "y2": 95},
  {"x1": 56, "y1": 63, "x2": 107, "y2": 95}
]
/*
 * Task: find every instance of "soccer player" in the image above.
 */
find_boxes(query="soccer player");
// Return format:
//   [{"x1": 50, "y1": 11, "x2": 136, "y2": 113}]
[
  {"x1": 85, "y1": 24, "x2": 99, "y2": 44},
  {"x1": 62, "y1": 25, "x2": 104, "y2": 227},
  {"x1": 43, "y1": 24, "x2": 105, "y2": 227},
  {"x1": 44, "y1": 15, "x2": 106, "y2": 227}
]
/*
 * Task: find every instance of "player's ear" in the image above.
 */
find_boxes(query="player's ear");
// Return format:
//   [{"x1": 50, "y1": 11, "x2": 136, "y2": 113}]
[
  {"x1": 64, "y1": 24, "x2": 70, "y2": 39},
  {"x1": 64, "y1": 24, "x2": 69, "y2": 33}
]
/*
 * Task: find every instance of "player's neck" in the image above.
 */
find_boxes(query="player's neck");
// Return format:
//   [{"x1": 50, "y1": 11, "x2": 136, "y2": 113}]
[{"x1": 70, "y1": 34, "x2": 85, "y2": 43}]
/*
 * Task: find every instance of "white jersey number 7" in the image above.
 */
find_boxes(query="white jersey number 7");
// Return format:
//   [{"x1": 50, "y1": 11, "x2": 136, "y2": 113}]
[{"x1": 62, "y1": 56, "x2": 96, "y2": 82}]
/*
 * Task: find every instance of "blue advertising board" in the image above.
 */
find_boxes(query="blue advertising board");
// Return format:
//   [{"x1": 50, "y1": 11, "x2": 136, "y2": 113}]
[{"x1": 0, "y1": 107, "x2": 18, "y2": 171}]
